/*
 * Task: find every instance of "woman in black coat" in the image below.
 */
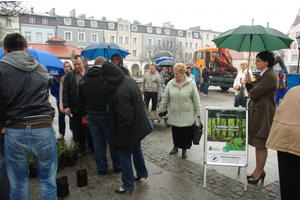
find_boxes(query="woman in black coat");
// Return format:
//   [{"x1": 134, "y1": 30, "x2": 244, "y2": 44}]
[{"x1": 101, "y1": 61, "x2": 153, "y2": 194}]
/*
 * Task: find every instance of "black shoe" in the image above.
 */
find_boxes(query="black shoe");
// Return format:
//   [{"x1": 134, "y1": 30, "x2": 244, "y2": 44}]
[
  {"x1": 98, "y1": 171, "x2": 108, "y2": 175},
  {"x1": 134, "y1": 176, "x2": 147, "y2": 181},
  {"x1": 169, "y1": 148, "x2": 178, "y2": 155},
  {"x1": 114, "y1": 187, "x2": 132, "y2": 194},
  {"x1": 182, "y1": 150, "x2": 187, "y2": 158},
  {"x1": 248, "y1": 171, "x2": 266, "y2": 184}
]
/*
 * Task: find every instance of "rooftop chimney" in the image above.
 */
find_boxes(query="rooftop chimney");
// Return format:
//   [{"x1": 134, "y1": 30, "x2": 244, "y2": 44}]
[{"x1": 70, "y1": 9, "x2": 76, "y2": 17}]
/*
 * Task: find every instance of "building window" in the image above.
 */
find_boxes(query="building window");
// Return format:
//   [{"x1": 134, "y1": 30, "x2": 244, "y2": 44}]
[
  {"x1": 293, "y1": 43, "x2": 297, "y2": 50},
  {"x1": 5, "y1": 19, "x2": 11, "y2": 26},
  {"x1": 64, "y1": 31, "x2": 72, "y2": 41},
  {"x1": 147, "y1": 27, "x2": 152, "y2": 33},
  {"x1": 78, "y1": 46, "x2": 85, "y2": 49},
  {"x1": 188, "y1": 32, "x2": 191, "y2": 37},
  {"x1": 132, "y1": 49, "x2": 137, "y2": 57},
  {"x1": 156, "y1": 28, "x2": 161, "y2": 34},
  {"x1": 91, "y1": 33, "x2": 98, "y2": 42},
  {"x1": 29, "y1": 17, "x2": 35, "y2": 24},
  {"x1": 108, "y1": 23, "x2": 115, "y2": 29},
  {"x1": 148, "y1": 51, "x2": 152, "y2": 58},
  {"x1": 213, "y1": 35, "x2": 216, "y2": 39},
  {"x1": 132, "y1": 25, "x2": 137, "y2": 31},
  {"x1": 194, "y1": 33, "x2": 199, "y2": 38},
  {"x1": 132, "y1": 37, "x2": 137, "y2": 44},
  {"x1": 42, "y1": 19, "x2": 48, "y2": 25},
  {"x1": 78, "y1": 20, "x2": 84, "y2": 26},
  {"x1": 179, "y1": 41, "x2": 183, "y2": 47},
  {"x1": 110, "y1": 35, "x2": 115, "y2": 43},
  {"x1": 47, "y1": 33, "x2": 53, "y2": 40},
  {"x1": 119, "y1": 24, "x2": 123, "y2": 30},
  {"x1": 78, "y1": 33, "x2": 85, "y2": 42},
  {"x1": 64, "y1": 18, "x2": 71, "y2": 25},
  {"x1": 36, "y1": 32, "x2": 43, "y2": 43},
  {"x1": 90, "y1": 21, "x2": 97, "y2": 28},
  {"x1": 185, "y1": 42, "x2": 188, "y2": 48},
  {"x1": 125, "y1": 25, "x2": 129, "y2": 30},
  {"x1": 195, "y1": 43, "x2": 199, "y2": 49},
  {"x1": 25, "y1": 32, "x2": 31, "y2": 42},
  {"x1": 206, "y1": 34, "x2": 209, "y2": 40},
  {"x1": 292, "y1": 54, "x2": 298, "y2": 61},
  {"x1": 189, "y1": 43, "x2": 192, "y2": 48},
  {"x1": 189, "y1": 53, "x2": 192, "y2": 59},
  {"x1": 296, "y1": 31, "x2": 300, "y2": 38},
  {"x1": 185, "y1": 53, "x2": 188, "y2": 59},
  {"x1": 119, "y1": 36, "x2": 123, "y2": 44},
  {"x1": 157, "y1": 39, "x2": 162, "y2": 46},
  {"x1": 147, "y1": 38, "x2": 153, "y2": 45},
  {"x1": 178, "y1": 31, "x2": 183, "y2": 36},
  {"x1": 164, "y1": 29, "x2": 170, "y2": 35},
  {"x1": 125, "y1": 37, "x2": 129, "y2": 44}
]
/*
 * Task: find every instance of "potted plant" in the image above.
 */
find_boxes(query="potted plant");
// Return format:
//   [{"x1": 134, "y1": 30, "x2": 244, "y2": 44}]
[
  {"x1": 66, "y1": 141, "x2": 80, "y2": 167},
  {"x1": 56, "y1": 140, "x2": 67, "y2": 171},
  {"x1": 29, "y1": 154, "x2": 37, "y2": 178}
]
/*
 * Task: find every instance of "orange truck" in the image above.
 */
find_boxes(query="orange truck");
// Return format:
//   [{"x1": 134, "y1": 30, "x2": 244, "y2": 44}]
[{"x1": 193, "y1": 46, "x2": 237, "y2": 91}]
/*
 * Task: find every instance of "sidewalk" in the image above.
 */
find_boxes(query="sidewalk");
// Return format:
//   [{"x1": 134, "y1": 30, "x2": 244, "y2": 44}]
[{"x1": 28, "y1": 90, "x2": 281, "y2": 199}]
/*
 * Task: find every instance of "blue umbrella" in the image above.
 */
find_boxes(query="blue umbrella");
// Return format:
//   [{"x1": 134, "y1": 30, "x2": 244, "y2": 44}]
[
  {"x1": 0, "y1": 47, "x2": 64, "y2": 76},
  {"x1": 81, "y1": 42, "x2": 130, "y2": 60},
  {"x1": 155, "y1": 56, "x2": 175, "y2": 65}
]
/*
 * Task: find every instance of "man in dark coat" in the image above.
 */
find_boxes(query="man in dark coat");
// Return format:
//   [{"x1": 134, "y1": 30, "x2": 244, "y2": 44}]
[
  {"x1": 78, "y1": 56, "x2": 121, "y2": 175},
  {"x1": 101, "y1": 61, "x2": 153, "y2": 193}
]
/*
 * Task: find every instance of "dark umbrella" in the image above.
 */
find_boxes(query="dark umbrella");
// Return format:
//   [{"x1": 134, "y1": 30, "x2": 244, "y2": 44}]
[
  {"x1": 81, "y1": 42, "x2": 130, "y2": 60},
  {"x1": 153, "y1": 51, "x2": 173, "y2": 59},
  {"x1": 158, "y1": 60, "x2": 176, "y2": 67},
  {"x1": 0, "y1": 47, "x2": 64, "y2": 76}
]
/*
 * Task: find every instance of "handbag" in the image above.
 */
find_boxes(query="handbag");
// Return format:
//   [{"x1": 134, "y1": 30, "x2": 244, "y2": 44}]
[
  {"x1": 236, "y1": 85, "x2": 245, "y2": 106},
  {"x1": 192, "y1": 117, "x2": 203, "y2": 145},
  {"x1": 143, "y1": 102, "x2": 154, "y2": 131}
]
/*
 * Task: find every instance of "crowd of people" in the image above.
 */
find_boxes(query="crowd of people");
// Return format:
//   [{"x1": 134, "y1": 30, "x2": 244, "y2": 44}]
[{"x1": 0, "y1": 33, "x2": 298, "y2": 199}]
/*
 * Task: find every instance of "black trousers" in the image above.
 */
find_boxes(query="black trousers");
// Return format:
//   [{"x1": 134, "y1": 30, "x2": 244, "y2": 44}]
[
  {"x1": 72, "y1": 112, "x2": 86, "y2": 153},
  {"x1": 56, "y1": 103, "x2": 65, "y2": 136},
  {"x1": 277, "y1": 151, "x2": 300, "y2": 200},
  {"x1": 144, "y1": 91, "x2": 158, "y2": 111}
]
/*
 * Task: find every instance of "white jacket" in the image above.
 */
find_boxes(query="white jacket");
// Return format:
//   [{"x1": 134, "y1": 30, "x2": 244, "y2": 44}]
[{"x1": 233, "y1": 69, "x2": 253, "y2": 96}]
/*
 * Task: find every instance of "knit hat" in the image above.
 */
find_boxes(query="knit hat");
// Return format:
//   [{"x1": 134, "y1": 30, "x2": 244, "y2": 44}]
[
  {"x1": 279, "y1": 69, "x2": 284, "y2": 74},
  {"x1": 101, "y1": 61, "x2": 124, "y2": 85}
]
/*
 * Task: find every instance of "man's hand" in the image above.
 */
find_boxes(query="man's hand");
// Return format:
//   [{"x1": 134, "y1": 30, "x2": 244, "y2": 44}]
[
  {"x1": 1, "y1": 128, "x2": 5, "y2": 134},
  {"x1": 158, "y1": 93, "x2": 161, "y2": 98},
  {"x1": 141, "y1": 91, "x2": 143, "y2": 95},
  {"x1": 64, "y1": 108, "x2": 71, "y2": 115},
  {"x1": 82, "y1": 115, "x2": 89, "y2": 124},
  {"x1": 59, "y1": 108, "x2": 65, "y2": 113}
]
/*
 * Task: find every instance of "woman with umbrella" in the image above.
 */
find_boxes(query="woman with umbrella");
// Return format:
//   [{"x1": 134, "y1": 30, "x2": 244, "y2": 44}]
[{"x1": 244, "y1": 51, "x2": 277, "y2": 184}]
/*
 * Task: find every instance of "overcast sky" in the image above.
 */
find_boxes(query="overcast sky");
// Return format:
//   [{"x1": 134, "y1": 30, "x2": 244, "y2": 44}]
[{"x1": 28, "y1": 0, "x2": 300, "y2": 34}]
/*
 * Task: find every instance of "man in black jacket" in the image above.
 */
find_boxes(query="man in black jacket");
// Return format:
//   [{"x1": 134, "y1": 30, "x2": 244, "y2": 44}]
[
  {"x1": 101, "y1": 61, "x2": 153, "y2": 194},
  {"x1": 0, "y1": 33, "x2": 56, "y2": 199},
  {"x1": 78, "y1": 56, "x2": 121, "y2": 175},
  {"x1": 63, "y1": 55, "x2": 89, "y2": 156}
]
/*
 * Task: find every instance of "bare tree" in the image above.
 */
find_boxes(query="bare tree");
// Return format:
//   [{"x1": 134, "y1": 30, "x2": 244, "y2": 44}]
[
  {"x1": 142, "y1": 37, "x2": 186, "y2": 64},
  {"x1": 0, "y1": 1, "x2": 27, "y2": 20}
]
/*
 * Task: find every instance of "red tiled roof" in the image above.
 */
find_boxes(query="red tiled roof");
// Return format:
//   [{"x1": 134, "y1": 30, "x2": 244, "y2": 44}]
[
  {"x1": 27, "y1": 43, "x2": 82, "y2": 59},
  {"x1": 46, "y1": 36, "x2": 66, "y2": 43}
]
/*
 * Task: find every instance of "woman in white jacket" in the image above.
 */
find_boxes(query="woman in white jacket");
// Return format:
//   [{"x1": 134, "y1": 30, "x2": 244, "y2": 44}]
[{"x1": 233, "y1": 60, "x2": 253, "y2": 107}]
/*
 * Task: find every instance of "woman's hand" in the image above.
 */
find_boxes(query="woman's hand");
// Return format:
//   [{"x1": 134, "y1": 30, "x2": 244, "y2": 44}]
[{"x1": 244, "y1": 74, "x2": 252, "y2": 84}]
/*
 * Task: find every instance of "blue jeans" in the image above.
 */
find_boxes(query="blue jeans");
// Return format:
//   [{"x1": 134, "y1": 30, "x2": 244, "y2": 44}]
[
  {"x1": 5, "y1": 126, "x2": 57, "y2": 200},
  {"x1": 275, "y1": 88, "x2": 287, "y2": 104},
  {"x1": 203, "y1": 82, "x2": 209, "y2": 95},
  {"x1": 0, "y1": 152, "x2": 10, "y2": 200},
  {"x1": 87, "y1": 114, "x2": 120, "y2": 173},
  {"x1": 119, "y1": 142, "x2": 148, "y2": 191}
]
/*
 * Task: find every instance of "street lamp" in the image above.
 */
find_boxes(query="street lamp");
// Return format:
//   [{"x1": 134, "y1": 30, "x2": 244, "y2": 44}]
[{"x1": 297, "y1": 35, "x2": 300, "y2": 74}]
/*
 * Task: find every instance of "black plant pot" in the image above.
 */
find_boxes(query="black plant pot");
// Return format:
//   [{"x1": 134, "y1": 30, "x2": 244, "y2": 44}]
[
  {"x1": 57, "y1": 154, "x2": 67, "y2": 172},
  {"x1": 77, "y1": 169, "x2": 88, "y2": 187},
  {"x1": 56, "y1": 175, "x2": 69, "y2": 198},
  {"x1": 29, "y1": 163, "x2": 37, "y2": 178},
  {"x1": 66, "y1": 154, "x2": 76, "y2": 167}
]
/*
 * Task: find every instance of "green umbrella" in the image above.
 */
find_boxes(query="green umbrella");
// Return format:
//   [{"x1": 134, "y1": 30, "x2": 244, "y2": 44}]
[
  {"x1": 212, "y1": 24, "x2": 294, "y2": 84},
  {"x1": 212, "y1": 25, "x2": 293, "y2": 52}
]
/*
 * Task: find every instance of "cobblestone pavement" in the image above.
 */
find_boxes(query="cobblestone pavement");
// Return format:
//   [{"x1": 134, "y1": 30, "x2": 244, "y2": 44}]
[{"x1": 27, "y1": 86, "x2": 281, "y2": 199}]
